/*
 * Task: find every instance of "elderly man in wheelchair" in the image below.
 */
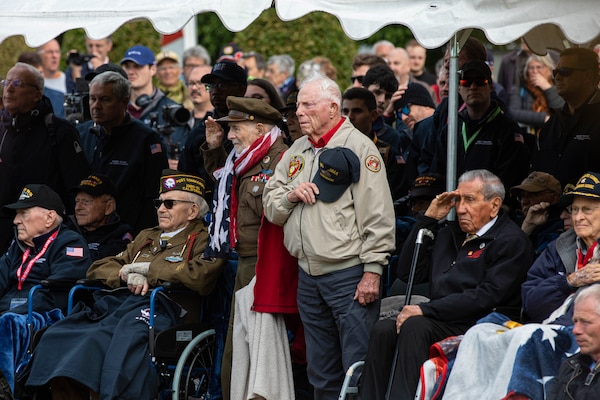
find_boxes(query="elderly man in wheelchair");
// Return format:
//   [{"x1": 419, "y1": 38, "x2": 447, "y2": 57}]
[
  {"x1": 0, "y1": 184, "x2": 91, "y2": 395},
  {"x1": 25, "y1": 170, "x2": 224, "y2": 400}
]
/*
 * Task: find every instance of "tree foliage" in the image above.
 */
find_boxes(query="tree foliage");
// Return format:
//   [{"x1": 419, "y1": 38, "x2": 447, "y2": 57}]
[{"x1": 0, "y1": 20, "x2": 160, "y2": 78}]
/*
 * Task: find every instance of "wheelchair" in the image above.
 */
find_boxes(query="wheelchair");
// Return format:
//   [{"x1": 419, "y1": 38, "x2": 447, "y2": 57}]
[{"x1": 20, "y1": 258, "x2": 237, "y2": 400}]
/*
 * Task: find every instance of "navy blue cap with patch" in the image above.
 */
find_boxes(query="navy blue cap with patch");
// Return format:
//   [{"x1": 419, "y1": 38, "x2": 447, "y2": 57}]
[{"x1": 312, "y1": 147, "x2": 360, "y2": 203}]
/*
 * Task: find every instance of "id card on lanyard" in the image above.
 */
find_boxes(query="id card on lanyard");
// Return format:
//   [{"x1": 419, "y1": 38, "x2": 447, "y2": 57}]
[{"x1": 16, "y1": 230, "x2": 58, "y2": 291}]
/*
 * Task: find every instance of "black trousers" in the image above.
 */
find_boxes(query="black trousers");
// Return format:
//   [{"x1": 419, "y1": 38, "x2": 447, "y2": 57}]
[{"x1": 360, "y1": 316, "x2": 469, "y2": 400}]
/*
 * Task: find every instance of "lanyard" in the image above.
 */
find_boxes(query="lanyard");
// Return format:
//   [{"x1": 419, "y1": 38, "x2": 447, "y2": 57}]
[
  {"x1": 16, "y1": 230, "x2": 58, "y2": 291},
  {"x1": 460, "y1": 107, "x2": 501, "y2": 152}
]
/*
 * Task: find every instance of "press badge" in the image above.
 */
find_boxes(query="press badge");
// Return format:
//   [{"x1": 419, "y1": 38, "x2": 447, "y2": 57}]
[{"x1": 10, "y1": 297, "x2": 27, "y2": 309}]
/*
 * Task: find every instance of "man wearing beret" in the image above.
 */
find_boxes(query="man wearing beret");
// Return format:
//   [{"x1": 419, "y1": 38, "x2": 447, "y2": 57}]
[
  {"x1": 202, "y1": 96, "x2": 288, "y2": 398},
  {"x1": 26, "y1": 170, "x2": 224, "y2": 399},
  {"x1": 178, "y1": 60, "x2": 248, "y2": 206},
  {"x1": 264, "y1": 73, "x2": 395, "y2": 399},
  {"x1": 67, "y1": 173, "x2": 134, "y2": 261},
  {"x1": 0, "y1": 184, "x2": 91, "y2": 393}
]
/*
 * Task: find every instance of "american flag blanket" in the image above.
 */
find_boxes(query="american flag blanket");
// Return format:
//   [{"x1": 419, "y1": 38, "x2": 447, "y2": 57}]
[{"x1": 440, "y1": 312, "x2": 578, "y2": 400}]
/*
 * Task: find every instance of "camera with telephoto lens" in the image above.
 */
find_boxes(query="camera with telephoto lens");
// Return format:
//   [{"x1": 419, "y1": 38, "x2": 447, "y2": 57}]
[
  {"x1": 64, "y1": 78, "x2": 91, "y2": 125},
  {"x1": 66, "y1": 52, "x2": 95, "y2": 66},
  {"x1": 148, "y1": 104, "x2": 191, "y2": 160}
]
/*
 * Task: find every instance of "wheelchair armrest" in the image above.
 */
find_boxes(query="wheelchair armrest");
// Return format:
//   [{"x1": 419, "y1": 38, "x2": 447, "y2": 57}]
[
  {"x1": 159, "y1": 281, "x2": 194, "y2": 293},
  {"x1": 40, "y1": 279, "x2": 77, "y2": 290},
  {"x1": 75, "y1": 279, "x2": 110, "y2": 288}
]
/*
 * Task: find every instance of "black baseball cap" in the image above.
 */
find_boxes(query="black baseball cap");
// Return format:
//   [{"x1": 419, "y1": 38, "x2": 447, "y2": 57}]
[
  {"x1": 71, "y1": 174, "x2": 118, "y2": 198},
  {"x1": 200, "y1": 61, "x2": 247, "y2": 85},
  {"x1": 4, "y1": 184, "x2": 65, "y2": 214},
  {"x1": 85, "y1": 63, "x2": 128, "y2": 81},
  {"x1": 312, "y1": 147, "x2": 360, "y2": 203}
]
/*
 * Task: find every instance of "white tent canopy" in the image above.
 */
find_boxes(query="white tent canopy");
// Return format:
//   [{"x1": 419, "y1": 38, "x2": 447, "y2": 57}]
[
  {"x1": 3, "y1": 0, "x2": 599, "y2": 50},
  {"x1": 3, "y1": 0, "x2": 598, "y2": 198}
]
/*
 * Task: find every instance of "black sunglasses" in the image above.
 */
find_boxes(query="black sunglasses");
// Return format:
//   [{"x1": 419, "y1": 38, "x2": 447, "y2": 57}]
[
  {"x1": 459, "y1": 78, "x2": 489, "y2": 87},
  {"x1": 153, "y1": 199, "x2": 194, "y2": 209},
  {"x1": 552, "y1": 67, "x2": 588, "y2": 78},
  {"x1": 350, "y1": 75, "x2": 364, "y2": 84}
]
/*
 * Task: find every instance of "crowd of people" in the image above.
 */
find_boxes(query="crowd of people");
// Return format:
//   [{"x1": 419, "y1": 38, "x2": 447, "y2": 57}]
[{"x1": 0, "y1": 32, "x2": 598, "y2": 400}]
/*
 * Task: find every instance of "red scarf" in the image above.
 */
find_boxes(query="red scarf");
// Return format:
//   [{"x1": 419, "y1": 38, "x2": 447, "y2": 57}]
[
  {"x1": 577, "y1": 240, "x2": 598, "y2": 270},
  {"x1": 229, "y1": 126, "x2": 281, "y2": 246}
]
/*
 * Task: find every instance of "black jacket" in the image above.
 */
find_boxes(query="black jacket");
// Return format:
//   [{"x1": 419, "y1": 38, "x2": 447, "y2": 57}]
[
  {"x1": 548, "y1": 353, "x2": 600, "y2": 400},
  {"x1": 66, "y1": 214, "x2": 133, "y2": 261},
  {"x1": 78, "y1": 113, "x2": 168, "y2": 234},
  {"x1": 0, "y1": 97, "x2": 91, "y2": 254},
  {"x1": 533, "y1": 90, "x2": 600, "y2": 187},
  {"x1": 398, "y1": 211, "x2": 532, "y2": 325},
  {"x1": 0, "y1": 224, "x2": 91, "y2": 314},
  {"x1": 432, "y1": 102, "x2": 529, "y2": 192}
]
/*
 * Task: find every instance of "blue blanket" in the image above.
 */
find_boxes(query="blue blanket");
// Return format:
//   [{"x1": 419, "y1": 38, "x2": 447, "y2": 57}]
[{"x1": 0, "y1": 309, "x2": 63, "y2": 392}]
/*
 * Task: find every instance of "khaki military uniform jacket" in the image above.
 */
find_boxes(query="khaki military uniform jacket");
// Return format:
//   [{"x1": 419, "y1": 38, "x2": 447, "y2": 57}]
[
  {"x1": 87, "y1": 219, "x2": 223, "y2": 296},
  {"x1": 203, "y1": 136, "x2": 288, "y2": 257},
  {"x1": 263, "y1": 117, "x2": 396, "y2": 276}
]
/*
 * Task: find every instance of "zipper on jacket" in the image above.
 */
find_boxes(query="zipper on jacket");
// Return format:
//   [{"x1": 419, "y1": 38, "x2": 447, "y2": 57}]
[{"x1": 301, "y1": 148, "x2": 321, "y2": 275}]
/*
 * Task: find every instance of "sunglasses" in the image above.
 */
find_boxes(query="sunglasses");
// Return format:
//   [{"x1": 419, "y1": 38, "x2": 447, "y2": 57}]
[
  {"x1": 153, "y1": 199, "x2": 194, "y2": 209},
  {"x1": 399, "y1": 104, "x2": 411, "y2": 116},
  {"x1": 459, "y1": 78, "x2": 489, "y2": 87},
  {"x1": 350, "y1": 75, "x2": 364, "y2": 84},
  {"x1": 552, "y1": 67, "x2": 588, "y2": 78}
]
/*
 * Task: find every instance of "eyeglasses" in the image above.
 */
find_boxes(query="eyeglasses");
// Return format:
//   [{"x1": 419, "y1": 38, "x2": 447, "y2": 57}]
[
  {"x1": 205, "y1": 82, "x2": 240, "y2": 92},
  {"x1": 399, "y1": 104, "x2": 411, "y2": 116},
  {"x1": 350, "y1": 75, "x2": 364, "y2": 84},
  {"x1": 0, "y1": 79, "x2": 38, "y2": 89},
  {"x1": 552, "y1": 67, "x2": 589, "y2": 78},
  {"x1": 459, "y1": 78, "x2": 489, "y2": 87},
  {"x1": 186, "y1": 80, "x2": 203, "y2": 88},
  {"x1": 157, "y1": 65, "x2": 178, "y2": 72},
  {"x1": 566, "y1": 205, "x2": 600, "y2": 215},
  {"x1": 153, "y1": 199, "x2": 194, "y2": 209}
]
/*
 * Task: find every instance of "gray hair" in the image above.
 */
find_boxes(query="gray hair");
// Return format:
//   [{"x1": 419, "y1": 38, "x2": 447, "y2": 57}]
[
  {"x1": 13, "y1": 62, "x2": 44, "y2": 93},
  {"x1": 54, "y1": 213, "x2": 64, "y2": 226},
  {"x1": 574, "y1": 284, "x2": 600, "y2": 315},
  {"x1": 458, "y1": 169, "x2": 505, "y2": 201},
  {"x1": 182, "y1": 191, "x2": 210, "y2": 219},
  {"x1": 268, "y1": 54, "x2": 295, "y2": 76},
  {"x1": 372, "y1": 40, "x2": 395, "y2": 53},
  {"x1": 296, "y1": 59, "x2": 321, "y2": 86},
  {"x1": 90, "y1": 71, "x2": 131, "y2": 100},
  {"x1": 523, "y1": 54, "x2": 555, "y2": 79},
  {"x1": 299, "y1": 72, "x2": 342, "y2": 110},
  {"x1": 183, "y1": 45, "x2": 211, "y2": 66}
]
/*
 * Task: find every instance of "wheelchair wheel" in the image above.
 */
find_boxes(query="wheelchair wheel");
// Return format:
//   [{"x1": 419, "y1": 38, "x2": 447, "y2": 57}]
[{"x1": 172, "y1": 329, "x2": 216, "y2": 400}]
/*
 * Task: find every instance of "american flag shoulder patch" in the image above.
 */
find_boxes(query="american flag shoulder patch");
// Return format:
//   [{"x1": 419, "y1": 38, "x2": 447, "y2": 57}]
[
  {"x1": 150, "y1": 144, "x2": 162, "y2": 154},
  {"x1": 66, "y1": 247, "x2": 84, "y2": 257}
]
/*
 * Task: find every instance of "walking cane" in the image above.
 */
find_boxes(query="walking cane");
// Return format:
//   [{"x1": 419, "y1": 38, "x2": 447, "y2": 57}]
[{"x1": 385, "y1": 227, "x2": 434, "y2": 400}]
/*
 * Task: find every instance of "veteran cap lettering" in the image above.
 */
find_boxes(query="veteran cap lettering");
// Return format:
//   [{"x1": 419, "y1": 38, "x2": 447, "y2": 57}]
[{"x1": 312, "y1": 147, "x2": 360, "y2": 203}]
